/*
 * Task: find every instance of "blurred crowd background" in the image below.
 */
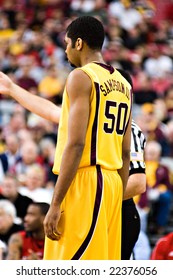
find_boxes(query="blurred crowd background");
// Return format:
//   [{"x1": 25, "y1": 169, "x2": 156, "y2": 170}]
[{"x1": 0, "y1": 0, "x2": 173, "y2": 260}]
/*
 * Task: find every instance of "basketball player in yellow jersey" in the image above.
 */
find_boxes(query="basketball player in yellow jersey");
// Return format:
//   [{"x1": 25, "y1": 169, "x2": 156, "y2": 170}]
[
  {"x1": 43, "y1": 16, "x2": 132, "y2": 260},
  {"x1": 0, "y1": 16, "x2": 132, "y2": 260}
]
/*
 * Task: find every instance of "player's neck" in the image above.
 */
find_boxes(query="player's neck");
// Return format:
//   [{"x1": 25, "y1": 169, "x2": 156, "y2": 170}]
[{"x1": 82, "y1": 52, "x2": 105, "y2": 66}]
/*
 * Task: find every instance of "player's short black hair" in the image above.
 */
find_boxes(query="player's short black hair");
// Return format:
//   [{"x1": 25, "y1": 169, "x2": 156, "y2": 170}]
[
  {"x1": 66, "y1": 16, "x2": 105, "y2": 50},
  {"x1": 31, "y1": 202, "x2": 50, "y2": 216}
]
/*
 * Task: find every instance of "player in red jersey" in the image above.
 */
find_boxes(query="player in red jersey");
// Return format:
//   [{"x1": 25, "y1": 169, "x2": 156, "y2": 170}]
[
  {"x1": 6, "y1": 202, "x2": 49, "y2": 259},
  {"x1": 150, "y1": 232, "x2": 173, "y2": 260}
]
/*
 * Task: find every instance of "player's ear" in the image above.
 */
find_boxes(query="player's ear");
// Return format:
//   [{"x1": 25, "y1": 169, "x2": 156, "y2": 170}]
[{"x1": 75, "y1": 38, "x2": 83, "y2": 51}]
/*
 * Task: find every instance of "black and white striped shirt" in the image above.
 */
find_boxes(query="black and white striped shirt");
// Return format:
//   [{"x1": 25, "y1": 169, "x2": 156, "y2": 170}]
[{"x1": 129, "y1": 120, "x2": 146, "y2": 175}]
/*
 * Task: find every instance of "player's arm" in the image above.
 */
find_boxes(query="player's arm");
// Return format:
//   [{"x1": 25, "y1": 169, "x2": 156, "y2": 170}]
[
  {"x1": 6, "y1": 233, "x2": 23, "y2": 260},
  {"x1": 44, "y1": 68, "x2": 91, "y2": 240},
  {"x1": 0, "y1": 72, "x2": 61, "y2": 124},
  {"x1": 118, "y1": 114, "x2": 132, "y2": 194}
]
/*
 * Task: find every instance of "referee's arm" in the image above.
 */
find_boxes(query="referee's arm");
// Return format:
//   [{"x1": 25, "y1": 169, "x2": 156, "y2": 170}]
[
  {"x1": 123, "y1": 171, "x2": 146, "y2": 200},
  {"x1": 123, "y1": 121, "x2": 146, "y2": 200}
]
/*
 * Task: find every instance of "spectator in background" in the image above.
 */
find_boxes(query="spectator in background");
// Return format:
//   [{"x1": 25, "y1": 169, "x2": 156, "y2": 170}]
[
  {"x1": 38, "y1": 64, "x2": 64, "y2": 104},
  {"x1": 166, "y1": 120, "x2": 173, "y2": 158},
  {"x1": 19, "y1": 164, "x2": 52, "y2": 204},
  {"x1": 39, "y1": 33, "x2": 66, "y2": 72},
  {"x1": 39, "y1": 137, "x2": 57, "y2": 187},
  {"x1": 13, "y1": 140, "x2": 42, "y2": 182},
  {"x1": 0, "y1": 12, "x2": 15, "y2": 41},
  {"x1": 16, "y1": 128, "x2": 33, "y2": 146},
  {"x1": 0, "y1": 199, "x2": 23, "y2": 255},
  {"x1": 108, "y1": 0, "x2": 142, "y2": 32},
  {"x1": 154, "y1": 98, "x2": 169, "y2": 125},
  {"x1": 0, "y1": 153, "x2": 8, "y2": 183},
  {"x1": 0, "y1": 127, "x2": 5, "y2": 153},
  {"x1": 2, "y1": 111, "x2": 27, "y2": 139},
  {"x1": 135, "y1": 103, "x2": 170, "y2": 156},
  {"x1": 26, "y1": 116, "x2": 58, "y2": 145},
  {"x1": 164, "y1": 85, "x2": 173, "y2": 121},
  {"x1": 144, "y1": 44, "x2": 173, "y2": 80},
  {"x1": 0, "y1": 239, "x2": 6, "y2": 260},
  {"x1": 16, "y1": 59, "x2": 38, "y2": 92},
  {"x1": 145, "y1": 140, "x2": 173, "y2": 234},
  {"x1": 133, "y1": 72, "x2": 158, "y2": 105},
  {"x1": 6, "y1": 202, "x2": 49, "y2": 260},
  {"x1": 15, "y1": 55, "x2": 45, "y2": 85},
  {"x1": 0, "y1": 173, "x2": 33, "y2": 223},
  {"x1": 0, "y1": 133, "x2": 21, "y2": 173},
  {"x1": 69, "y1": 0, "x2": 106, "y2": 16}
]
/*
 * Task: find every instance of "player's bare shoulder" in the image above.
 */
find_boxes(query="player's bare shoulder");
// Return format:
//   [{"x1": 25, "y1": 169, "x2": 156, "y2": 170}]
[{"x1": 66, "y1": 68, "x2": 92, "y2": 98}]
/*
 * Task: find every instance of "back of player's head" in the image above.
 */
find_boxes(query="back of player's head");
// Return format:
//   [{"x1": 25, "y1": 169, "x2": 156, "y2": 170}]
[
  {"x1": 117, "y1": 69, "x2": 133, "y2": 88},
  {"x1": 66, "y1": 16, "x2": 105, "y2": 50}
]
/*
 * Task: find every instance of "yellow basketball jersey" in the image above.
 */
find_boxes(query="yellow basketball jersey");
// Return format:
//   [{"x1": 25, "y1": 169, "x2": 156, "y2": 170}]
[{"x1": 53, "y1": 62, "x2": 132, "y2": 174}]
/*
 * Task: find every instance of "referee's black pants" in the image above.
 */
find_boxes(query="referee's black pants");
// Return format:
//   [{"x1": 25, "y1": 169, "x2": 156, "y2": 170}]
[{"x1": 121, "y1": 198, "x2": 140, "y2": 260}]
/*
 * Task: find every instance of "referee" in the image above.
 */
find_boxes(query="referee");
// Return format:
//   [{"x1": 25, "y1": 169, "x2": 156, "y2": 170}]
[
  {"x1": 116, "y1": 69, "x2": 146, "y2": 260},
  {"x1": 121, "y1": 119, "x2": 146, "y2": 259}
]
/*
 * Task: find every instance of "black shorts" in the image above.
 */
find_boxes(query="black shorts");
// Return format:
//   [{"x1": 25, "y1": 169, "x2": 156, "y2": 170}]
[{"x1": 121, "y1": 198, "x2": 140, "y2": 260}]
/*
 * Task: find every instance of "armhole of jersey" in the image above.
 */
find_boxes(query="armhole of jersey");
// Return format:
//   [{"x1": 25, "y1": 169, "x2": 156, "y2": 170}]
[
  {"x1": 80, "y1": 67, "x2": 98, "y2": 83},
  {"x1": 79, "y1": 67, "x2": 98, "y2": 101}
]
